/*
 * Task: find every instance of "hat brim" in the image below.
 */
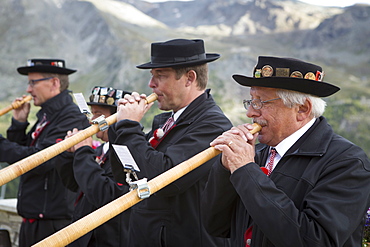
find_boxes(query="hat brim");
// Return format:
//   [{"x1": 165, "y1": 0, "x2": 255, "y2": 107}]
[
  {"x1": 232, "y1": 74, "x2": 340, "y2": 97},
  {"x1": 136, "y1": 53, "x2": 220, "y2": 69},
  {"x1": 17, "y1": 66, "x2": 77, "y2": 75}
]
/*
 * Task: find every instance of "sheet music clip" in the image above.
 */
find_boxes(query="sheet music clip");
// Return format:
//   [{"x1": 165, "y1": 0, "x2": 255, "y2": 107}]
[
  {"x1": 82, "y1": 109, "x2": 92, "y2": 119},
  {"x1": 124, "y1": 164, "x2": 139, "y2": 185},
  {"x1": 111, "y1": 144, "x2": 142, "y2": 186},
  {"x1": 92, "y1": 115, "x2": 109, "y2": 131},
  {"x1": 73, "y1": 93, "x2": 92, "y2": 119},
  {"x1": 129, "y1": 178, "x2": 150, "y2": 199}
]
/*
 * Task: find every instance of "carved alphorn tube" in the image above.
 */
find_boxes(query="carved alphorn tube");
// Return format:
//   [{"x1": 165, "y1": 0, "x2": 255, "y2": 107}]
[
  {"x1": 0, "y1": 95, "x2": 33, "y2": 116},
  {"x1": 32, "y1": 123, "x2": 262, "y2": 247},
  {"x1": 0, "y1": 93, "x2": 158, "y2": 187}
]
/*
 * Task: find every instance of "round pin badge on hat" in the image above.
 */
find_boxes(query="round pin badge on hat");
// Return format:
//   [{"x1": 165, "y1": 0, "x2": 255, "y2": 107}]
[{"x1": 232, "y1": 56, "x2": 340, "y2": 97}]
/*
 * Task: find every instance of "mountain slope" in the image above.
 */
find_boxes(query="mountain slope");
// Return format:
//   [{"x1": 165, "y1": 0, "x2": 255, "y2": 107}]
[
  {"x1": 0, "y1": 0, "x2": 369, "y2": 152},
  {"x1": 125, "y1": 0, "x2": 342, "y2": 35}
]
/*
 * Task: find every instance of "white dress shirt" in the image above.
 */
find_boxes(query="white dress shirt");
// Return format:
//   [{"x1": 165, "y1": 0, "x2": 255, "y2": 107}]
[{"x1": 265, "y1": 118, "x2": 316, "y2": 171}]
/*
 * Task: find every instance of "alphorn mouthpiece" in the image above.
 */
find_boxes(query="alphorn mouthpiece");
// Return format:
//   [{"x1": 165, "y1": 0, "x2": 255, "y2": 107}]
[
  {"x1": 250, "y1": 123, "x2": 262, "y2": 134},
  {"x1": 146, "y1": 93, "x2": 158, "y2": 104}
]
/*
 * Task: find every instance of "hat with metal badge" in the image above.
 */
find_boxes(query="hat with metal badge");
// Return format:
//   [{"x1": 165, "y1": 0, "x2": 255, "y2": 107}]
[
  {"x1": 88, "y1": 86, "x2": 132, "y2": 108},
  {"x1": 136, "y1": 39, "x2": 220, "y2": 69},
  {"x1": 233, "y1": 56, "x2": 340, "y2": 97},
  {"x1": 17, "y1": 59, "x2": 77, "y2": 75}
]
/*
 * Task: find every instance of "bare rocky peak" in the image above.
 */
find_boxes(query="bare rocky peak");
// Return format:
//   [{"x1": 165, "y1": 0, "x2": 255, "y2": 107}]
[
  {"x1": 302, "y1": 4, "x2": 370, "y2": 50},
  {"x1": 124, "y1": 0, "x2": 342, "y2": 35}
]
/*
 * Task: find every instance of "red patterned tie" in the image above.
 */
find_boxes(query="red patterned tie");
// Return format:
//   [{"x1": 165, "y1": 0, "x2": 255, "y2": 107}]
[
  {"x1": 266, "y1": 148, "x2": 276, "y2": 176},
  {"x1": 162, "y1": 116, "x2": 174, "y2": 133},
  {"x1": 30, "y1": 114, "x2": 50, "y2": 146}
]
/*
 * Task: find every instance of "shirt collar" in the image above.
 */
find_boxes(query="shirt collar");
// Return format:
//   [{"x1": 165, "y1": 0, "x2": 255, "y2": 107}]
[
  {"x1": 274, "y1": 118, "x2": 316, "y2": 157},
  {"x1": 103, "y1": 142, "x2": 109, "y2": 154},
  {"x1": 172, "y1": 106, "x2": 188, "y2": 122}
]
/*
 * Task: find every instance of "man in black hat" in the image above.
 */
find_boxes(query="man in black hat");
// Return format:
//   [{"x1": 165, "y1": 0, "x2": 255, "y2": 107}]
[
  {"x1": 109, "y1": 39, "x2": 232, "y2": 246},
  {"x1": 201, "y1": 56, "x2": 370, "y2": 246},
  {"x1": 0, "y1": 59, "x2": 90, "y2": 246},
  {"x1": 57, "y1": 86, "x2": 131, "y2": 246}
]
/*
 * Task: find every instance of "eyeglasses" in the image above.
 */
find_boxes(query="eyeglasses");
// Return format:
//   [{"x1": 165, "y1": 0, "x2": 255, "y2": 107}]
[
  {"x1": 28, "y1": 77, "x2": 53, "y2": 87},
  {"x1": 243, "y1": 98, "x2": 281, "y2": 110}
]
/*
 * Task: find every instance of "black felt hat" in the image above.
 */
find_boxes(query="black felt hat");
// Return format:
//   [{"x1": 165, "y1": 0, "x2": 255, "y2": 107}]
[
  {"x1": 136, "y1": 39, "x2": 220, "y2": 69},
  {"x1": 233, "y1": 56, "x2": 340, "y2": 97},
  {"x1": 17, "y1": 59, "x2": 77, "y2": 75},
  {"x1": 88, "y1": 86, "x2": 131, "y2": 108}
]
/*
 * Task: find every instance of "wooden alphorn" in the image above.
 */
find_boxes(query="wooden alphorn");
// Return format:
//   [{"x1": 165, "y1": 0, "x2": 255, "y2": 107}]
[
  {"x1": 0, "y1": 95, "x2": 33, "y2": 116},
  {"x1": 0, "y1": 93, "x2": 158, "y2": 187},
  {"x1": 33, "y1": 123, "x2": 262, "y2": 247}
]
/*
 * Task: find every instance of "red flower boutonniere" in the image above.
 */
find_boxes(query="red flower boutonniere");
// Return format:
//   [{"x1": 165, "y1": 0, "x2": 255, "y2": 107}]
[{"x1": 149, "y1": 128, "x2": 164, "y2": 147}]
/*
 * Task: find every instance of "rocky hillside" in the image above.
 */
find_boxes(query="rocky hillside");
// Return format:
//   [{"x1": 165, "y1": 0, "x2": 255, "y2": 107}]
[
  {"x1": 0, "y1": 0, "x2": 369, "y2": 151},
  {"x1": 128, "y1": 0, "x2": 342, "y2": 34},
  {"x1": 1, "y1": 0, "x2": 367, "y2": 96}
]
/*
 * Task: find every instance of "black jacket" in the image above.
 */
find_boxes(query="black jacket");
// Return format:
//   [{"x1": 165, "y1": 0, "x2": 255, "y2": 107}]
[
  {"x1": 202, "y1": 117, "x2": 370, "y2": 247},
  {"x1": 109, "y1": 90, "x2": 233, "y2": 247},
  {"x1": 58, "y1": 145, "x2": 130, "y2": 247},
  {"x1": 0, "y1": 90, "x2": 90, "y2": 219}
]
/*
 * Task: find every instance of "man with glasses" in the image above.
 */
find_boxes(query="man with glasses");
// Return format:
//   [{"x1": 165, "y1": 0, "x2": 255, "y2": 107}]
[
  {"x1": 0, "y1": 59, "x2": 89, "y2": 246},
  {"x1": 202, "y1": 56, "x2": 370, "y2": 246}
]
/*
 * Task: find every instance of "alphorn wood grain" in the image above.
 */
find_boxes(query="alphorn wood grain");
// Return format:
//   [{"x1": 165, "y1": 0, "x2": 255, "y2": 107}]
[
  {"x1": 0, "y1": 93, "x2": 158, "y2": 187},
  {"x1": 33, "y1": 123, "x2": 261, "y2": 247}
]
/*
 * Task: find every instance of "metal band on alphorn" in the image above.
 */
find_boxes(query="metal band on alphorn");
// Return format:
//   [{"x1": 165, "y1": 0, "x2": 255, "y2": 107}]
[
  {"x1": 0, "y1": 93, "x2": 158, "y2": 187},
  {"x1": 32, "y1": 123, "x2": 262, "y2": 247}
]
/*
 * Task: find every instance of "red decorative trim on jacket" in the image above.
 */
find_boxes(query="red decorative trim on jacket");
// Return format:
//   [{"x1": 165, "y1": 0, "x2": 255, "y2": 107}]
[
  {"x1": 260, "y1": 167, "x2": 268, "y2": 175},
  {"x1": 149, "y1": 124, "x2": 176, "y2": 149},
  {"x1": 30, "y1": 117, "x2": 50, "y2": 146}
]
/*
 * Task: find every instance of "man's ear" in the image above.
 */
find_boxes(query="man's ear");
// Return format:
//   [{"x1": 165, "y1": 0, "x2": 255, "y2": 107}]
[
  {"x1": 297, "y1": 99, "x2": 312, "y2": 121},
  {"x1": 51, "y1": 77, "x2": 61, "y2": 93},
  {"x1": 185, "y1": 70, "x2": 197, "y2": 87}
]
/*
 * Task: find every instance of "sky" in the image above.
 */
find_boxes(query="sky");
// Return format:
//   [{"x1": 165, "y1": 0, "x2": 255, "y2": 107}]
[{"x1": 144, "y1": 0, "x2": 370, "y2": 7}]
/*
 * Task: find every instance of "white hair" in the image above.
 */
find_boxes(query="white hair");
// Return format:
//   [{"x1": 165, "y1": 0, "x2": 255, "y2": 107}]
[{"x1": 276, "y1": 89, "x2": 326, "y2": 118}]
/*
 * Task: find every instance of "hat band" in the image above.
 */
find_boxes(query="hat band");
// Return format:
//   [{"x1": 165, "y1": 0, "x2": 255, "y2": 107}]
[
  {"x1": 27, "y1": 60, "x2": 64, "y2": 68},
  {"x1": 151, "y1": 53, "x2": 206, "y2": 64},
  {"x1": 254, "y1": 65, "x2": 324, "y2": 82}
]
